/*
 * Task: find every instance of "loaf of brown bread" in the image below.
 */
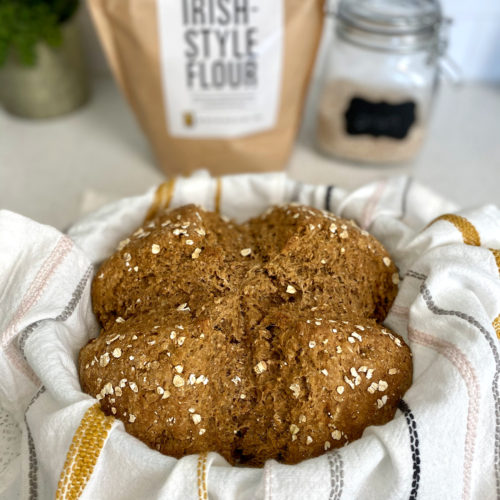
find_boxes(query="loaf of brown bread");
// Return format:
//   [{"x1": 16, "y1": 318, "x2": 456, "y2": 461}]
[{"x1": 79, "y1": 204, "x2": 412, "y2": 466}]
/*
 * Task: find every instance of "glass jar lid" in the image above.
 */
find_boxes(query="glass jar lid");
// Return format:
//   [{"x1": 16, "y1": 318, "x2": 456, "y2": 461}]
[{"x1": 336, "y1": 0, "x2": 443, "y2": 52}]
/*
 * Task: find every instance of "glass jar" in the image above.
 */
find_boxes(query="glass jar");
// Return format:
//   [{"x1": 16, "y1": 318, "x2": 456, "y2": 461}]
[{"x1": 316, "y1": 0, "x2": 447, "y2": 165}]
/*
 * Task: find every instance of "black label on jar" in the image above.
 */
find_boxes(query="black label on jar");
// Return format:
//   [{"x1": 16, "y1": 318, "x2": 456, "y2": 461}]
[{"x1": 344, "y1": 97, "x2": 416, "y2": 140}]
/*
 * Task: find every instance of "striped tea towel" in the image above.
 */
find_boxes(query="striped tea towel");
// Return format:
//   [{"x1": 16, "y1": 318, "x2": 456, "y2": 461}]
[{"x1": 0, "y1": 170, "x2": 498, "y2": 500}]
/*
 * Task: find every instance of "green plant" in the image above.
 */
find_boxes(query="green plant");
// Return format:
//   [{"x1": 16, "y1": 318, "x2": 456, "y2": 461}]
[{"x1": 0, "y1": 0, "x2": 79, "y2": 66}]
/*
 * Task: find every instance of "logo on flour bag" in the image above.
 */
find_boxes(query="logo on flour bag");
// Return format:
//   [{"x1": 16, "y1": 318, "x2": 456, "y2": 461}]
[{"x1": 157, "y1": 0, "x2": 284, "y2": 138}]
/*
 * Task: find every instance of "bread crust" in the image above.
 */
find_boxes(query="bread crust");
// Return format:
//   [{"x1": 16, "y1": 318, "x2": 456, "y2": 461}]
[{"x1": 80, "y1": 204, "x2": 412, "y2": 466}]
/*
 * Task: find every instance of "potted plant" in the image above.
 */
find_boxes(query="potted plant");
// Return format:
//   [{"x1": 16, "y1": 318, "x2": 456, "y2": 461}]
[{"x1": 0, "y1": 0, "x2": 89, "y2": 118}]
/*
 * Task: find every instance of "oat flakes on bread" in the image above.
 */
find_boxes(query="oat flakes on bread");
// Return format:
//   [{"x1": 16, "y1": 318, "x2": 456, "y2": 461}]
[{"x1": 79, "y1": 204, "x2": 412, "y2": 466}]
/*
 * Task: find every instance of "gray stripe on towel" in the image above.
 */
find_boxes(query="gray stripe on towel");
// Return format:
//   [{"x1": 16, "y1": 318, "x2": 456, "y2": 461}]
[
  {"x1": 327, "y1": 450, "x2": 344, "y2": 500},
  {"x1": 421, "y1": 282, "x2": 500, "y2": 498}
]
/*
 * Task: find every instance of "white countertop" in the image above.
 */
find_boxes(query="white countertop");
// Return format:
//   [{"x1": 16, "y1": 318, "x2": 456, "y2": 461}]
[{"x1": 1, "y1": 78, "x2": 499, "y2": 231}]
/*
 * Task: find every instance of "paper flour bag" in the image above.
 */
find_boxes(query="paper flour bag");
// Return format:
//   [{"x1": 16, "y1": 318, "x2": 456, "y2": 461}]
[{"x1": 89, "y1": 0, "x2": 324, "y2": 175}]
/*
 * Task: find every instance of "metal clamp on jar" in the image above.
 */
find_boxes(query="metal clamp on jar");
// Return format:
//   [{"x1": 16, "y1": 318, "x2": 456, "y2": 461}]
[{"x1": 316, "y1": 0, "x2": 451, "y2": 165}]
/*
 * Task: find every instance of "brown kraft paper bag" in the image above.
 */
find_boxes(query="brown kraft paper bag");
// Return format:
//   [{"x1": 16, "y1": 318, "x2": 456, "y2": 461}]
[{"x1": 88, "y1": 0, "x2": 324, "y2": 176}]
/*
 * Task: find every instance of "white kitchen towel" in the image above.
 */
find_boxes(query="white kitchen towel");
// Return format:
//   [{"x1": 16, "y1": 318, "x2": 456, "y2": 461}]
[{"x1": 0, "y1": 170, "x2": 499, "y2": 500}]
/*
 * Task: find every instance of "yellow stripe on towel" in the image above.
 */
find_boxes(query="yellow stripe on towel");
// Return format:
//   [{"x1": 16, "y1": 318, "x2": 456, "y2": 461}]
[
  {"x1": 144, "y1": 178, "x2": 177, "y2": 223},
  {"x1": 428, "y1": 214, "x2": 481, "y2": 246},
  {"x1": 56, "y1": 403, "x2": 114, "y2": 500},
  {"x1": 493, "y1": 315, "x2": 500, "y2": 340},
  {"x1": 214, "y1": 178, "x2": 222, "y2": 214},
  {"x1": 490, "y1": 249, "x2": 500, "y2": 271},
  {"x1": 197, "y1": 452, "x2": 208, "y2": 500},
  {"x1": 491, "y1": 249, "x2": 500, "y2": 339}
]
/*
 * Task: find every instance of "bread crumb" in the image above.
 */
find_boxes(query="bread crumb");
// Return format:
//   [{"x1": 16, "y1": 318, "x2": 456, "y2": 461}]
[
  {"x1": 99, "y1": 353, "x2": 110, "y2": 367},
  {"x1": 383, "y1": 257, "x2": 391, "y2": 267},
  {"x1": 337, "y1": 386, "x2": 345, "y2": 394},
  {"x1": 102, "y1": 382, "x2": 113, "y2": 395},
  {"x1": 344, "y1": 376, "x2": 355, "y2": 389},
  {"x1": 240, "y1": 248, "x2": 252, "y2": 257},
  {"x1": 118, "y1": 239, "x2": 130, "y2": 251},
  {"x1": 378, "y1": 380, "x2": 388, "y2": 391},
  {"x1": 377, "y1": 395, "x2": 388, "y2": 408},
  {"x1": 112, "y1": 348, "x2": 122, "y2": 358},
  {"x1": 286, "y1": 285, "x2": 297, "y2": 294},
  {"x1": 306, "y1": 436, "x2": 313, "y2": 445},
  {"x1": 254, "y1": 361, "x2": 268, "y2": 374},
  {"x1": 106, "y1": 334, "x2": 120, "y2": 345},
  {"x1": 191, "y1": 248, "x2": 202, "y2": 259},
  {"x1": 388, "y1": 368, "x2": 398, "y2": 375},
  {"x1": 191, "y1": 414, "x2": 202, "y2": 424},
  {"x1": 331, "y1": 430, "x2": 342, "y2": 440},
  {"x1": 289, "y1": 383, "x2": 300, "y2": 398},
  {"x1": 290, "y1": 424, "x2": 299, "y2": 435},
  {"x1": 173, "y1": 375, "x2": 185, "y2": 387},
  {"x1": 151, "y1": 244, "x2": 161, "y2": 254},
  {"x1": 129, "y1": 414, "x2": 136, "y2": 423}
]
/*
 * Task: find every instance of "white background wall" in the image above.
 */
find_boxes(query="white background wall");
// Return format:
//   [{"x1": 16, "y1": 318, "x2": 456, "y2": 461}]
[
  {"x1": 441, "y1": 0, "x2": 500, "y2": 82},
  {"x1": 77, "y1": 0, "x2": 500, "y2": 82}
]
